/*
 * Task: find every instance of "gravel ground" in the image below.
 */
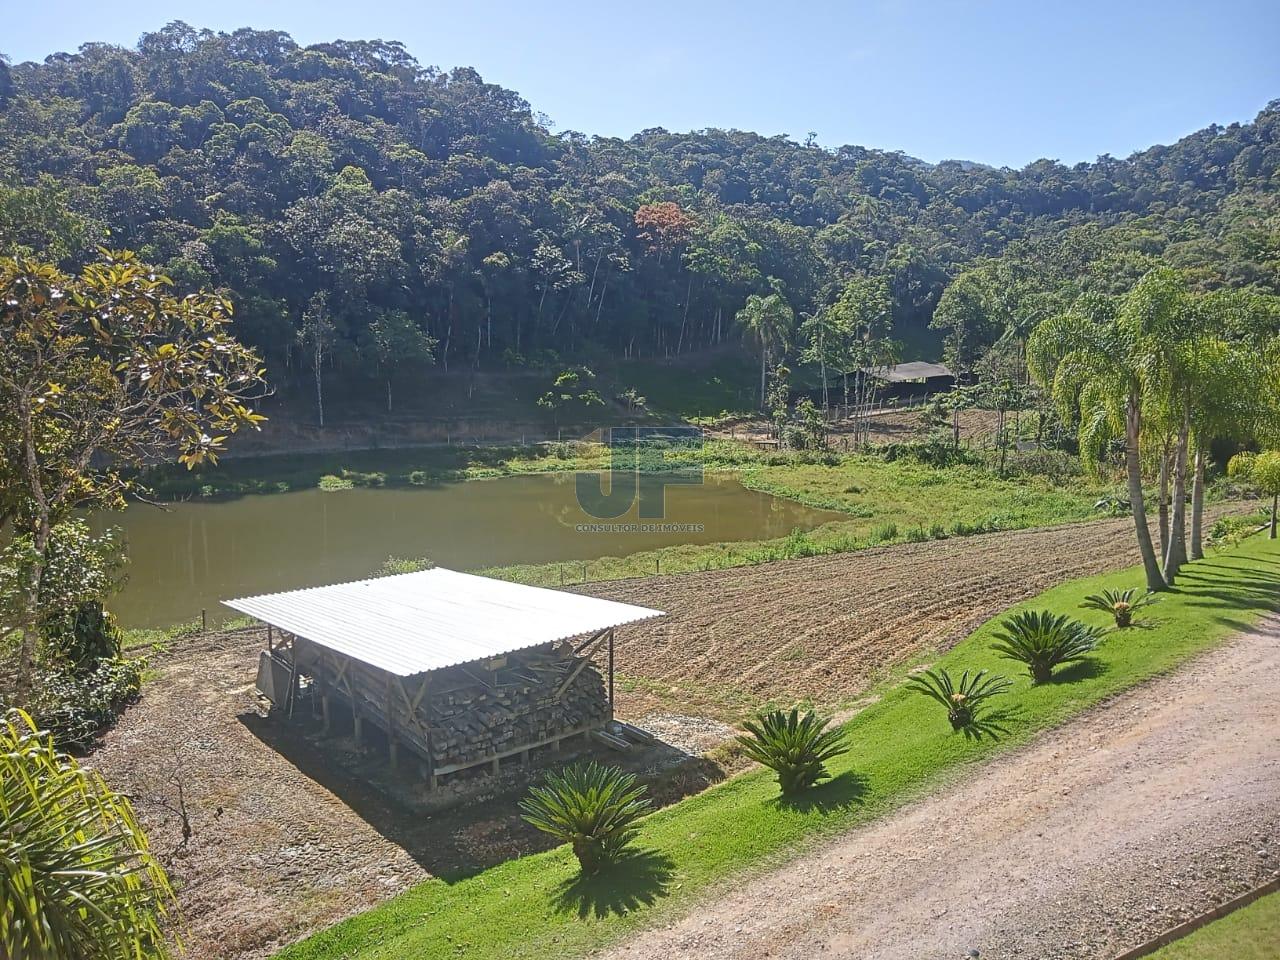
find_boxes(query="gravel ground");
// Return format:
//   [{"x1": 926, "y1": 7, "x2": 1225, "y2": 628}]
[{"x1": 597, "y1": 617, "x2": 1280, "y2": 960}]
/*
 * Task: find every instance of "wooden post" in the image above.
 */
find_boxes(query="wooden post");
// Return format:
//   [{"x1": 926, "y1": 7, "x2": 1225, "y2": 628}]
[
  {"x1": 608, "y1": 628, "x2": 615, "y2": 720},
  {"x1": 353, "y1": 711, "x2": 363, "y2": 746},
  {"x1": 385, "y1": 675, "x2": 398, "y2": 770},
  {"x1": 266, "y1": 623, "x2": 273, "y2": 651}
]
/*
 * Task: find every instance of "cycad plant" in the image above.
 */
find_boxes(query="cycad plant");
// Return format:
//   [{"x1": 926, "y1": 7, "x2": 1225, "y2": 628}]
[
  {"x1": 907, "y1": 668, "x2": 1012, "y2": 730},
  {"x1": 520, "y1": 761, "x2": 651, "y2": 874},
  {"x1": 736, "y1": 708, "x2": 847, "y2": 795},
  {"x1": 1080, "y1": 588, "x2": 1157, "y2": 628},
  {"x1": 990, "y1": 610, "x2": 1102, "y2": 684},
  {"x1": 1, "y1": 710, "x2": 175, "y2": 960}
]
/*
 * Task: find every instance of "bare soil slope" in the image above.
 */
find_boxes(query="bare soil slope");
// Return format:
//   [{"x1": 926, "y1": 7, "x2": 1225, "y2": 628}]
[{"x1": 597, "y1": 617, "x2": 1280, "y2": 960}]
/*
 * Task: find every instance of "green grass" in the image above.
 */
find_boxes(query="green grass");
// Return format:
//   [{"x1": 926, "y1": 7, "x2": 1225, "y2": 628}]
[
  {"x1": 275, "y1": 533, "x2": 1280, "y2": 960},
  {"x1": 1146, "y1": 890, "x2": 1280, "y2": 959},
  {"x1": 477, "y1": 452, "x2": 1102, "y2": 588}
]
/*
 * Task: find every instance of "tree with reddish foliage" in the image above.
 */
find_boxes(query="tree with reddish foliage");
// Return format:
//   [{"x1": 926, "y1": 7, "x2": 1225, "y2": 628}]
[{"x1": 633, "y1": 202, "x2": 696, "y2": 266}]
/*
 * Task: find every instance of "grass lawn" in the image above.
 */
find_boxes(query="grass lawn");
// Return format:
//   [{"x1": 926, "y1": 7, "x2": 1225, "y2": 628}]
[
  {"x1": 275, "y1": 533, "x2": 1280, "y2": 960},
  {"x1": 1146, "y1": 890, "x2": 1280, "y2": 959}
]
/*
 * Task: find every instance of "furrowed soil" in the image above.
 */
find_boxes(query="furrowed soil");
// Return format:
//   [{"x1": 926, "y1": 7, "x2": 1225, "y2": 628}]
[
  {"x1": 90, "y1": 510, "x2": 1237, "y2": 959},
  {"x1": 582, "y1": 508, "x2": 1237, "y2": 719}
]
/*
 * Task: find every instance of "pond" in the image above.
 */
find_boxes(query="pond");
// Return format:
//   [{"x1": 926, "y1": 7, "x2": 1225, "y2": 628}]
[{"x1": 95, "y1": 472, "x2": 844, "y2": 628}]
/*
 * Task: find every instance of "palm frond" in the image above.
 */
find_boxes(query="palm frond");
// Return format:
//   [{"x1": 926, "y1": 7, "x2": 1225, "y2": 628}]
[
  {"x1": 519, "y1": 761, "x2": 651, "y2": 873},
  {"x1": 906, "y1": 668, "x2": 1012, "y2": 731},
  {"x1": 990, "y1": 610, "x2": 1102, "y2": 683},
  {"x1": 736, "y1": 708, "x2": 847, "y2": 795}
]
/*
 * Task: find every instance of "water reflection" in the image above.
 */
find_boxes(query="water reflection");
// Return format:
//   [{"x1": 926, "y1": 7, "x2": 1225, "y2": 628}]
[{"x1": 93, "y1": 472, "x2": 843, "y2": 628}]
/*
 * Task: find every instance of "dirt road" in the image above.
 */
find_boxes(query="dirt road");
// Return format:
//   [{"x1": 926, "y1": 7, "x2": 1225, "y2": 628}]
[{"x1": 599, "y1": 618, "x2": 1280, "y2": 960}]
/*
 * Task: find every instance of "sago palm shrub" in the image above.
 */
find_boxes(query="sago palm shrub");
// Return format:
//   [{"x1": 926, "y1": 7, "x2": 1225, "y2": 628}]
[
  {"x1": 907, "y1": 668, "x2": 1012, "y2": 730},
  {"x1": 0, "y1": 710, "x2": 175, "y2": 960},
  {"x1": 736, "y1": 708, "x2": 847, "y2": 795},
  {"x1": 990, "y1": 610, "x2": 1102, "y2": 684},
  {"x1": 1080, "y1": 587, "x2": 1157, "y2": 628},
  {"x1": 520, "y1": 761, "x2": 651, "y2": 874}
]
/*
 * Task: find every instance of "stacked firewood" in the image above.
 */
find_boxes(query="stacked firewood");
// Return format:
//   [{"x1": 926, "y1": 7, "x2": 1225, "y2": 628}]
[
  {"x1": 299, "y1": 640, "x2": 609, "y2": 772},
  {"x1": 428, "y1": 655, "x2": 608, "y2": 768}
]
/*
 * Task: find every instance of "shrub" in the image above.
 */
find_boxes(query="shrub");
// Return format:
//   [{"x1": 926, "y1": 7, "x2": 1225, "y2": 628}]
[
  {"x1": 736, "y1": 708, "x2": 847, "y2": 795},
  {"x1": 0, "y1": 709, "x2": 175, "y2": 960},
  {"x1": 990, "y1": 610, "x2": 1102, "y2": 684},
  {"x1": 520, "y1": 762, "x2": 651, "y2": 874},
  {"x1": 1080, "y1": 588, "x2": 1157, "y2": 628},
  {"x1": 318, "y1": 474, "x2": 354, "y2": 491},
  {"x1": 42, "y1": 601, "x2": 124, "y2": 670},
  {"x1": 1207, "y1": 513, "x2": 1266, "y2": 550},
  {"x1": 11, "y1": 658, "x2": 146, "y2": 749},
  {"x1": 907, "y1": 668, "x2": 1011, "y2": 730}
]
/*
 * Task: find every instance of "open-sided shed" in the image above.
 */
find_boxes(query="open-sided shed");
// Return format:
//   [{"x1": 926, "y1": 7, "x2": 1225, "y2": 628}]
[{"x1": 224, "y1": 569, "x2": 664, "y2": 787}]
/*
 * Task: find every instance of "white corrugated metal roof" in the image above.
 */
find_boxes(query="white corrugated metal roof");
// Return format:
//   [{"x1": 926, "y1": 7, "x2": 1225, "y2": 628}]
[
  {"x1": 222, "y1": 568, "x2": 663, "y2": 677},
  {"x1": 858, "y1": 361, "x2": 954, "y2": 383}
]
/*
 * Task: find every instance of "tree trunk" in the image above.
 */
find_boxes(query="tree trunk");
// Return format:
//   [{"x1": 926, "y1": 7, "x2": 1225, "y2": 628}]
[
  {"x1": 1163, "y1": 408, "x2": 1190, "y2": 584},
  {"x1": 15, "y1": 516, "x2": 50, "y2": 700},
  {"x1": 313, "y1": 334, "x2": 324, "y2": 429},
  {"x1": 1189, "y1": 446, "x2": 1205, "y2": 561},
  {"x1": 1272, "y1": 493, "x2": 1278, "y2": 540},
  {"x1": 759, "y1": 346, "x2": 767, "y2": 411},
  {"x1": 1126, "y1": 392, "x2": 1166, "y2": 592},
  {"x1": 1157, "y1": 445, "x2": 1170, "y2": 560}
]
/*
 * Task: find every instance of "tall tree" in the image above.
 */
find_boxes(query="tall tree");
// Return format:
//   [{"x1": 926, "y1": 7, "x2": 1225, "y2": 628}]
[
  {"x1": 0, "y1": 251, "x2": 267, "y2": 695},
  {"x1": 736, "y1": 281, "x2": 795, "y2": 410},
  {"x1": 1029, "y1": 292, "x2": 1166, "y2": 592}
]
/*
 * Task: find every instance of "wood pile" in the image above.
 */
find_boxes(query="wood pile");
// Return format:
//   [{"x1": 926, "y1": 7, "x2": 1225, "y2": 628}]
[{"x1": 296, "y1": 640, "x2": 609, "y2": 773}]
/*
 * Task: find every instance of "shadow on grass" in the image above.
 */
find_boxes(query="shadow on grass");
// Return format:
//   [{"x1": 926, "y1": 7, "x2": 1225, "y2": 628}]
[
  {"x1": 1052, "y1": 657, "x2": 1109, "y2": 685},
  {"x1": 775, "y1": 768, "x2": 870, "y2": 814},
  {"x1": 552, "y1": 848, "x2": 676, "y2": 919},
  {"x1": 960, "y1": 704, "x2": 1024, "y2": 742}
]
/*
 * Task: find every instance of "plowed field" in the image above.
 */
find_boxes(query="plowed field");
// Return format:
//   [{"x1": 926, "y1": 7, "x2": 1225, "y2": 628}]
[{"x1": 588, "y1": 509, "x2": 1238, "y2": 719}]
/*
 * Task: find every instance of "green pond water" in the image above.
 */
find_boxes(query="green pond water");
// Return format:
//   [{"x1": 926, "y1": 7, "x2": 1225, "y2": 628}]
[{"x1": 95, "y1": 472, "x2": 843, "y2": 628}]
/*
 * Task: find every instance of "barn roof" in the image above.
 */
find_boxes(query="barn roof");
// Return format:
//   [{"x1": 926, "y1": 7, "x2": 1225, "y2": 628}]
[
  {"x1": 860, "y1": 361, "x2": 954, "y2": 383},
  {"x1": 223, "y1": 568, "x2": 664, "y2": 677}
]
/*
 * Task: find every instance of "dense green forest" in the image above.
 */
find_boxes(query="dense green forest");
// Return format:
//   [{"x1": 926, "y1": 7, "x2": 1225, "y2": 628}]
[{"x1": 1, "y1": 22, "x2": 1277, "y2": 414}]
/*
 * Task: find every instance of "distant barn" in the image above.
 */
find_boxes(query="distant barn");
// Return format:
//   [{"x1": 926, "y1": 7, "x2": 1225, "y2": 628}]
[
  {"x1": 866, "y1": 361, "x2": 955, "y2": 388},
  {"x1": 225, "y1": 569, "x2": 664, "y2": 789},
  {"x1": 795, "y1": 361, "x2": 955, "y2": 408}
]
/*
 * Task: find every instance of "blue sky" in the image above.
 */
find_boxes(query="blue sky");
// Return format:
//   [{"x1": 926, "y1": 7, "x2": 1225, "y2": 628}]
[{"x1": 6, "y1": 1, "x2": 1278, "y2": 168}]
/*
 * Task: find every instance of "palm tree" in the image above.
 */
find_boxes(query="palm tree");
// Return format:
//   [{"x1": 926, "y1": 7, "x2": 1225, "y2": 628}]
[
  {"x1": 1, "y1": 710, "x2": 175, "y2": 960},
  {"x1": 1029, "y1": 293, "x2": 1166, "y2": 592},
  {"x1": 737, "y1": 281, "x2": 794, "y2": 410}
]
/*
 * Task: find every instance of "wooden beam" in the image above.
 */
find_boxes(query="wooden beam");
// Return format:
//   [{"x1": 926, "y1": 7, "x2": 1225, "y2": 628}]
[
  {"x1": 555, "y1": 630, "x2": 609, "y2": 701},
  {"x1": 608, "y1": 628, "x2": 615, "y2": 720}
]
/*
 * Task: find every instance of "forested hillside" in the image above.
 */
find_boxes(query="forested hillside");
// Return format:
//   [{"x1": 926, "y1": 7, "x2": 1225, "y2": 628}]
[{"x1": 1, "y1": 22, "x2": 1277, "y2": 414}]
